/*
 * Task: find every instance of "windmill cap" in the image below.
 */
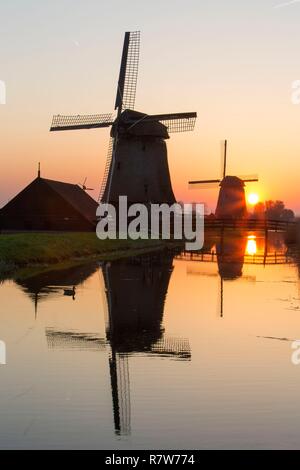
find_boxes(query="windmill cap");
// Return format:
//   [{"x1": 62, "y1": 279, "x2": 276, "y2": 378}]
[
  {"x1": 220, "y1": 175, "x2": 245, "y2": 187},
  {"x1": 111, "y1": 109, "x2": 169, "y2": 139}
]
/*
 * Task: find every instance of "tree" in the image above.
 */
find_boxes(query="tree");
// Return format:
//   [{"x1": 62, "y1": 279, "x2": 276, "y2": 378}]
[
  {"x1": 252, "y1": 200, "x2": 295, "y2": 221},
  {"x1": 281, "y1": 209, "x2": 295, "y2": 222},
  {"x1": 265, "y1": 200, "x2": 294, "y2": 221},
  {"x1": 253, "y1": 202, "x2": 265, "y2": 219}
]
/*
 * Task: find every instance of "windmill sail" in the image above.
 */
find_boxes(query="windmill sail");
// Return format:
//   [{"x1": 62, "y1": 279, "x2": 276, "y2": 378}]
[
  {"x1": 99, "y1": 31, "x2": 141, "y2": 202},
  {"x1": 109, "y1": 351, "x2": 131, "y2": 436},
  {"x1": 50, "y1": 113, "x2": 114, "y2": 131},
  {"x1": 189, "y1": 140, "x2": 226, "y2": 189},
  {"x1": 115, "y1": 31, "x2": 140, "y2": 113},
  {"x1": 190, "y1": 139, "x2": 259, "y2": 191},
  {"x1": 98, "y1": 136, "x2": 115, "y2": 202},
  {"x1": 237, "y1": 174, "x2": 259, "y2": 182},
  {"x1": 220, "y1": 140, "x2": 228, "y2": 179},
  {"x1": 134, "y1": 112, "x2": 197, "y2": 133},
  {"x1": 189, "y1": 179, "x2": 221, "y2": 185},
  {"x1": 152, "y1": 112, "x2": 197, "y2": 133},
  {"x1": 189, "y1": 179, "x2": 221, "y2": 189}
]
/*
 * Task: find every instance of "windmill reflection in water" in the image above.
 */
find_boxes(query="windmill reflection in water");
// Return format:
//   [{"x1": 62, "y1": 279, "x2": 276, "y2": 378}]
[
  {"x1": 177, "y1": 230, "x2": 293, "y2": 318},
  {"x1": 19, "y1": 254, "x2": 191, "y2": 436}
]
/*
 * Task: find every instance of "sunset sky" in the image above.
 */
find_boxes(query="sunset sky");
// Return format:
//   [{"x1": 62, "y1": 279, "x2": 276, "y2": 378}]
[{"x1": 0, "y1": 0, "x2": 300, "y2": 213}]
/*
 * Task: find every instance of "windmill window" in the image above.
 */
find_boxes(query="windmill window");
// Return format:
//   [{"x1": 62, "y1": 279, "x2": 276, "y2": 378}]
[
  {"x1": 144, "y1": 184, "x2": 148, "y2": 195},
  {"x1": 142, "y1": 143, "x2": 146, "y2": 151},
  {"x1": 117, "y1": 162, "x2": 121, "y2": 170}
]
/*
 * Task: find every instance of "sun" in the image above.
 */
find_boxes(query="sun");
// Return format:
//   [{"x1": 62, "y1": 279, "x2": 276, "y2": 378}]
[
  {"x1": 246, "y1": 236, "x2": 257, "y2": 256},
  {"x1": 248, "y1": 193, "x2": 259, "y2": 205}
]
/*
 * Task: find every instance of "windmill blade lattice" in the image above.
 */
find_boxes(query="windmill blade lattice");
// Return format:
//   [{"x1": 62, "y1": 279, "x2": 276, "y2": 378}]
[
  {"x1": 50, "y1": 113, "x2": 114, "y2": 131},
  {"x1": 142, "y1": 112, "x2": 197, "y2": 133},
  {"x1": 220, "y1": 140, "x2": 227, "y2": 179},
  {"x1": 159, "y1": 116, "x2": 196, "y2": 133},
  {"x1": 115, "y1": 31, "x2": 140, "y2": 113},
  {"x1": 189, "y1": 180, "x2": 221, "y2": 189},
  {"x1": 98, "y1": 136, "x2": 115, "y2": 202},
  {"x1": 237, "y1": 174, "x2": 259, "y2": 182}
]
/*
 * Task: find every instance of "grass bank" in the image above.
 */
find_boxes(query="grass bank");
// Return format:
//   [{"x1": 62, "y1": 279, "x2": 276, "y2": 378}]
[{"x1": 0, "y1": 232, "x2": 179, "y2": 277}]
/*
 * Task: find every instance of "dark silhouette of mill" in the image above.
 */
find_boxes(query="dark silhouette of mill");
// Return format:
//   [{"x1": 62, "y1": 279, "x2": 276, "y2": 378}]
[
  {"x1": 28, "y1": 254, "x2": 191, "y2": 437},
  {"x1": 50, "y1": 31, "x2": 197, "y2": 205},
  {"x1": 189, "y1": 140, "x2": 258, "y2": 219},
  {"x1": 101, "y1": 254, "x2": 191, "y2": 436}
]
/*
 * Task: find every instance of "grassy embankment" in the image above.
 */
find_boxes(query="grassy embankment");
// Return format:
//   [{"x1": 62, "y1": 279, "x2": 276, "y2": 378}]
[{"x1": 0, "y1": 232, "x2": 179, "y2": 277}]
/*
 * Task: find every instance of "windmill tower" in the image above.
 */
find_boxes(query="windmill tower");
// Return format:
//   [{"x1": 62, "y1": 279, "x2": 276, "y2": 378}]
[
  {"x1": 50, "y1": 31, "x2": 197, "y2": 205},
  {"x1": 189, "y1": 140, "x2": 258, "y2": 219}
]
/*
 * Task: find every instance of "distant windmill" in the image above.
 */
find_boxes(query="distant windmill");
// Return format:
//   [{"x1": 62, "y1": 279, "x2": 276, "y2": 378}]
[
  {"x1": 189, "y1": 140, "x2": 258, "y2": 219},
  {"x1": 78, "y1": 177, "x2": 94, "y2": 192},
  {"x1": 50, "y1": 31, "x2": 197, "y2": 205}
]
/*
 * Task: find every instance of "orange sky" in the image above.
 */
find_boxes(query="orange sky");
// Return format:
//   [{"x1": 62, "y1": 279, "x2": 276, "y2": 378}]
[{"x1": 0, "y1": 1, "x2": 300, "y2": 213}]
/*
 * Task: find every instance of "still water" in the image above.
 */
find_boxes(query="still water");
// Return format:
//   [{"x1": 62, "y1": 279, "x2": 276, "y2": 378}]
[{"x1": 0, "y1": 231, "x2": 300, "y2": 449}]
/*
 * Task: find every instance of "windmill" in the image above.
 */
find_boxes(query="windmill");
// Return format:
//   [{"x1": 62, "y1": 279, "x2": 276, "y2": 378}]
[
  {"x1": 189, "y1": 140, "x2": 258, "y2": 219},
  {"x1": 50, "y1": 31, "x2": 197, "y2": 205},
  {"x1": 78, "y1": 177, "x2": 94, "y2": 192}
]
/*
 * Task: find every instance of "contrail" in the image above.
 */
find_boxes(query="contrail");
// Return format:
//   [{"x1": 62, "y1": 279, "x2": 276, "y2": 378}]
[
  {"x1": 257, "y1": 336, "x2": 292, "y2": 341},
  {"x1": 275, "y1": 0, "x2": 300, "y2": 8}
]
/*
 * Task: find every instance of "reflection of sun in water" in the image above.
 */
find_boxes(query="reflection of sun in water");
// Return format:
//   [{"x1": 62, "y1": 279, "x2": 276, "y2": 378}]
[
  {"x1": 248, "y1": 193, "x2": 259, "y2": 205},
  {"x1": 246, "y1": 236, "x2": 257, "y2": 255}
]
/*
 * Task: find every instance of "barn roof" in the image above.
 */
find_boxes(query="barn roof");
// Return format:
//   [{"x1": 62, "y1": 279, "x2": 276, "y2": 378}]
[{"x1": 41, "y1": 178, "x2": 98, "y2": 223}]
